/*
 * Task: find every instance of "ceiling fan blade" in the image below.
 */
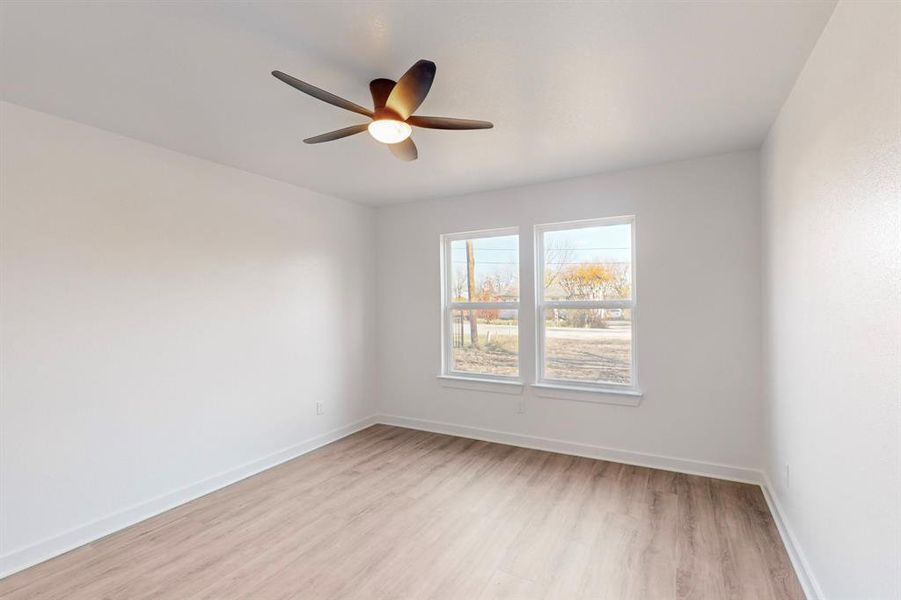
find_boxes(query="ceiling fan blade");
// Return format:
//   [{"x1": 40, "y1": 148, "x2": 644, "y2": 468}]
[
  {"x1": 388, "y1": 137, "x2": 418, "y2": 161},
  {"x1": 385, "y1": 60, "x2": 436, "y2": 120},
  {"x1": 406, "y1": 116, "x2": 493, "y2": 130},
  {"x1": 370, "y1": 78, "x2": 396, "y2": 111},
  {"x1": 303, "y1": 124, "x2": 369, "y2": 144},
  {"x1": 272, "y1": 70, "x2": 373, "y2": 118}
]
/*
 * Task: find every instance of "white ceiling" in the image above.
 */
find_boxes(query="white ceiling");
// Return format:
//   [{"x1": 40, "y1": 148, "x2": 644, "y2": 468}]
[{"x1": 0, "y1": 1, "x2": 835, "y2": 205}]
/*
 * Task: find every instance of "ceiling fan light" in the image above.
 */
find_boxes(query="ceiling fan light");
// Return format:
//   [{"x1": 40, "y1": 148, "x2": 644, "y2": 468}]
[{"x1": 368, "y1": 119, "x2": 412, "y2": 144}]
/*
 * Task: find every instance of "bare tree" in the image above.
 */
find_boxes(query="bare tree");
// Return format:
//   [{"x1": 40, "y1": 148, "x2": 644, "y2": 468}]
[
  {"x1": 543, "y1": 239, "x2": 575, "y2": 290},
  {"x1": 452, "y1": 267, "x2": 466, "y2": 301}
]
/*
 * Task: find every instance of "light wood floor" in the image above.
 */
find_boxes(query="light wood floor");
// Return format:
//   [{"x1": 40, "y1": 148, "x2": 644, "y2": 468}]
[{"x1": 0, "y1": 425, "x2": 802, "y2": 599}]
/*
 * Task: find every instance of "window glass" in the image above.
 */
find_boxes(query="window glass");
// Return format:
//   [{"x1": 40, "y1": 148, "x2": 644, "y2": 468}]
[
  {"x1": 543, "y1": 308, "x2": 632, "y2": 385},
  {"x1": 450, "y1": 235, "x2": 519, "y2": 302},
  {"x1": 539, "y1": 219, "x2": 636, "y2": 388},
  {"x1": 450, "y1": 309, "x2": 519, "y2": 377},
  {"x1": 543, "y1": 224, "x2": 631, "y2": 301},
  {"x1": 443, "y1": 231, "x2": 520, "y2": 379}
]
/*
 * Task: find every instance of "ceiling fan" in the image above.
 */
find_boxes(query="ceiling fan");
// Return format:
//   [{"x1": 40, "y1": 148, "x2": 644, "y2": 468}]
[{"x1": 272, "y1": 60, "x2": 493, "y2": 162}]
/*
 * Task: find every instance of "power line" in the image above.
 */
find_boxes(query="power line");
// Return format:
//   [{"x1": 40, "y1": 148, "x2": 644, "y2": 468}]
[
  {"x1": 451, "y1": 261, "x2": 631, "y2": 265},
  {"x1": 546, "y1": 261, "x2": 631, "y2": 265},
  {"x1": 451, "y1": 247, "x2": 629, "y2": 251}
]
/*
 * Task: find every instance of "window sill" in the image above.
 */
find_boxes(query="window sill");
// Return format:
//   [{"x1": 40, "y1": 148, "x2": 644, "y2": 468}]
[
  {"x1": 531, "y1": 383, "x2": 643, "y2": 406},
  {"x1": 437, "y1": 375, "x2": 524, "y2": 395}
]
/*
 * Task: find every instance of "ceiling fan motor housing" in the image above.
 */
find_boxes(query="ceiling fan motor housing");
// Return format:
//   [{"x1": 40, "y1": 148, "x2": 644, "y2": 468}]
[{"x1": 372, "y1": 105, "x2": 404, "y2": 122}]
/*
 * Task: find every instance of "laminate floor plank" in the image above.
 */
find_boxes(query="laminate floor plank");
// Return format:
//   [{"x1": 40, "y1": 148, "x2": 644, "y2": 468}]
[{"x1": 0, "y1": 425, "x2": 804, "y2": 600}]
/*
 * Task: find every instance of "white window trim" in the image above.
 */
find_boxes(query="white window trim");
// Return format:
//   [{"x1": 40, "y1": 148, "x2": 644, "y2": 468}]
[
  {"x1": 440, "y1": 227, "x2": 522, "y2": 383},
  {"x1": 530, "y1": 383, "x2": 641, "y2": 406},
  {"x1": 437, "y1": 375, "x2": 524, "y2": 395},
  {"x1": 533, "y1": 215, "x2": 640, "y2": 396}
]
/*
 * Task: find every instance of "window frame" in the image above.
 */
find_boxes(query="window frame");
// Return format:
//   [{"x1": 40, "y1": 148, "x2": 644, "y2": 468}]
[
  {"x1": 440, "y1": 227, "x2": 522, "y2": 383},
  {"x1": 534, "y1": 215, "x2": 639, "y2": 394}
]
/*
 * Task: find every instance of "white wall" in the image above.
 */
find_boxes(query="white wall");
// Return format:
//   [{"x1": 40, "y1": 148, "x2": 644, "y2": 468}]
[
  {"x1": 376, "y1": 151, "x2": 763, "y2": 473},
  {"x1": 0, "y1": 101, "x2": 376, "y2": 574},
  {"x1": 761, "y1": 2, "x2": 901, "y2": 598}
]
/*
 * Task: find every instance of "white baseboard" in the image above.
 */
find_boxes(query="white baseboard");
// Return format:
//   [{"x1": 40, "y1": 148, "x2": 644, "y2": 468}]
[
  {"x1": 376, "y1": 414, "x2": 763, "y2": 485},
  {"x1": 760, "y1": 476, "x2": 823, "y2": 600},
  {"x1": 0, "y1": 414, "x2": 380, "y2": 579}
]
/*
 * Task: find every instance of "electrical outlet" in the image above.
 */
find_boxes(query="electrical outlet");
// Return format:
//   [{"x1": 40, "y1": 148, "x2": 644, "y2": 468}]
[
  {"x1": 516, "y1": 399, "x2": 525, "y2": 414},
  {"x1": 316, "y1": 401, "x2": 324, "y2": 415},
  {"x1": 784, "y1": 463, "x2": 790, "y2": 489}
]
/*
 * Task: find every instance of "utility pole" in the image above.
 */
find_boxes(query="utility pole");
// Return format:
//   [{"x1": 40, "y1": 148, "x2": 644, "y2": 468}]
[{"x1": 465, "y1": 239, "x2": 479, "y2": 348}]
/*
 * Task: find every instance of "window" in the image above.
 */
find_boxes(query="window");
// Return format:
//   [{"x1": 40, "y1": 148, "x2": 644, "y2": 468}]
[
  {"x1": 440, "y1": 217, "x2": 638, "y2": 398},
  {"x1": 441, "y1": 229, "x2": 520, "y2": 380},
  {"x1": 536, "y1": 217, "x2": 636, "y2": 391}
]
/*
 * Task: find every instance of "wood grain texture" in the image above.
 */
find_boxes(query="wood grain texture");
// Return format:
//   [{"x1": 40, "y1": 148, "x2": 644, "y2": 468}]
[{"x1": 0, "y1": 425, "x2": 803, "y2": 599}]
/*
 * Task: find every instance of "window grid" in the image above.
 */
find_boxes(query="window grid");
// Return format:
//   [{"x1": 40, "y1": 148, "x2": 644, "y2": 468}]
[
  {"x1": 441, "y1": 228, "x2": 521, "y2": 382},
  {"x1": 534, "y1": 216, "x2": 638, "y2": 392}
]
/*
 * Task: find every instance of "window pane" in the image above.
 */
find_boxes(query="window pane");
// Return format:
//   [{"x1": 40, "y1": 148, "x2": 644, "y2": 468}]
[
  {"x1": 543, "y1": 308, "x2": 631, "y2": 385},
  {"x1": 544, "y1": 224, "x2": 631, "y2": 301},
  {"x1": 450, "y1": 309, "x2": 518, "y2": 377},
  {"x1": 450, "y1": 235, "x2": 519, "y2": 302}
]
